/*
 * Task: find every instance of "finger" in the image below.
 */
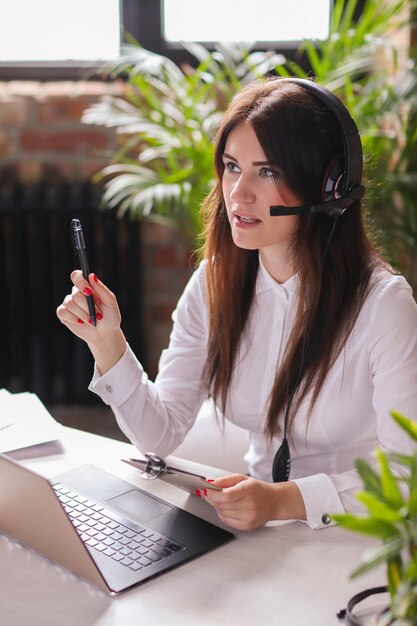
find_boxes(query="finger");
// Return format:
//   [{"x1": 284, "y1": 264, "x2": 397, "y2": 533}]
[
  {"x1": 70, "y1": 269, "x2": 90, "y2": 291},
  {"x1": 88, "y1": 273, "x2": 118, "y2": 308},
  {"x1": 64, "y1": 288, "x2": 102, "y2": 322},
  {"x1": 203, "y1": 475, "x2": 249, "y2": 505},
  {"x1": 206, "y1": 474, "x2": 249, "y2": 490},
  {"x1": 70, "y1": 270, "x2": 98, "y2": 300},
  {"x1": 70, "y1": 289, "x2": 104, "y2": 324},
  {"x1": 214, "y1": 499, "x2": 263, "y2": 531},
  {"x1": 56, "y1": 302, "x2": 86, "y2": 327},
  {"x1": 217, "y1": 511, "x2": 241, "y2": 523},
  {"x1": 201, "y1": 493, "x2": 239, "y2": 519},
  {"x1": 211, "y1": 503, "x2": 245, "y2": 520},
  {"x1": 216, "y1": 512, "x2": 251, "y2": 532},
  {"x1": 70, "y1": 272, "x2": 109, "y2": 311},
  {"x1": 57, "y1": 294, "x2": 91, "y2": 325},
  {"x1": 203, "y1": 485, "x2": 246, "y2": 507},
  {"x1": 69, "y1": 285, "x2": 102, "y2": 313},
  {"x1": 70, "y1": 270, "x2": 118, "y2": 312}
]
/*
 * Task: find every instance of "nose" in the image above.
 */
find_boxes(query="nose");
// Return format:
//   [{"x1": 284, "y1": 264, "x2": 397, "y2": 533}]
[{"x1": 229, "y1": 174, "x2": 256, "y2": 204}]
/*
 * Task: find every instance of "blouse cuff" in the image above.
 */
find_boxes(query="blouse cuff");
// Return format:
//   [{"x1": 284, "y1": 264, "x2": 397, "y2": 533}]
[
  {"x1": 292, "y1": 473, "x2": 346, "y2": 529},
  {"x1": 88, "y1": 344, "x2": 145, "y2": 407}
]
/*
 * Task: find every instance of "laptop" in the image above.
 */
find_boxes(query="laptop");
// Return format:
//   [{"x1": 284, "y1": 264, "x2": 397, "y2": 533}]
[{"x1": 0, "y1": 455, "x2": 234, "y2": 594}]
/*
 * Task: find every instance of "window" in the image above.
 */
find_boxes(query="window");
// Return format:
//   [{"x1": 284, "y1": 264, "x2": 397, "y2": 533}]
[
  {"x1": 163, "y1": 0, "x2": 331, "y2": 43},
  {"x1": 0, "y1": 0, "x2": 120, "y2": 62},
  {"x1": 0, "y1": 0, "x2": 356, "y2": 80}
]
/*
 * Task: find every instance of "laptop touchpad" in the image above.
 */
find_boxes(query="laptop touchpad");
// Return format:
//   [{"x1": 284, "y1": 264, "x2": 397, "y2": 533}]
[{"x1": 107, "y1": 489, "x2": 172, "y2": 524}]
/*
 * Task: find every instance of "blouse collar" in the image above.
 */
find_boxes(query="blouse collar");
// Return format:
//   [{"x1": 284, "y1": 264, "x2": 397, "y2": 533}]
[{"x1": 256, "y1": 254, "x2": 300, "y2": 298}]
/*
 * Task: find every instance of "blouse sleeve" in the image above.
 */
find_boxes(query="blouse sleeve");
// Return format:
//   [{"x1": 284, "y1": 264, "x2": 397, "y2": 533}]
[
  {"x1": 293, "y1": 276, "x2": 417, "y2": 529},
  {"x1": 88, "y1": 262, "x2": 209, "y2": 457}
]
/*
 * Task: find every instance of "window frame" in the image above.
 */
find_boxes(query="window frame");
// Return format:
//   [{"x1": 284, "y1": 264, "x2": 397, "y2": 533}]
[{"x1": 0, "y1": 0, "x2": 362, "y2": 81}]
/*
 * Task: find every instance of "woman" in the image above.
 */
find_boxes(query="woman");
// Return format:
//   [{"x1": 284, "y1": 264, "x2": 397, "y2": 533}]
[{"x1": 57, "y1": 78, "x2": 417, "y2": 531}]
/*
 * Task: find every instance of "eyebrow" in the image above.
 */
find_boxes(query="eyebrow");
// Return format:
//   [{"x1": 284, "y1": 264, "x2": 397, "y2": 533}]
[{"x1": 222, "y1": 152, "x2": 278, "y2": 167}]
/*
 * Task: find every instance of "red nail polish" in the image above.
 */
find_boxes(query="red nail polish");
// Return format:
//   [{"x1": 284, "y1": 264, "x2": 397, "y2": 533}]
[
  {"x1": 203, "y1": 489, "x2": 208, "y2": 496},
  {"x1": 93, "y1": 274, "x2": 99, "y2": 283},
  {"x1": 96, "y1": 312, "x2": 103, "y2": 321},
  {"x1": 206, "y1": 479, "x2": 215, "y2": 483},
  {"x1": 77, "y1": 318, "x2": 84, "y2": 325},
  {"x1": 195, "y1": 489, "x2": 201, "y2": 497},
  {"x1": 88, "y1": 318, "x2": 92, "y2": 324},
  {"x1": 83, "y1": 287, "x2": 93, "y2": 296}
]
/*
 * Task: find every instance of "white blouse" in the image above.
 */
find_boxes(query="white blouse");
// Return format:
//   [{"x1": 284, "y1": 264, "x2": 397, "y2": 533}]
[{"x1": 90, "y1": 258, "x2": 417, "y2": 529}]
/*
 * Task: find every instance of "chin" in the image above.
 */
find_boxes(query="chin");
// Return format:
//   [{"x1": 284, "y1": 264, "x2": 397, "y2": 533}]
[
  {"x1": 231, "y1": 233, "x2": 260, "y2": 251},
  {"x1": 232, "y1": 239, "x2": 259, "y2": 251}
]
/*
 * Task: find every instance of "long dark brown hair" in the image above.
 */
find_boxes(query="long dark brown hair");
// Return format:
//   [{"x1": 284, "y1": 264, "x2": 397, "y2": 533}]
[{"x1": 201, "y1": 78, "x2": 387, "y2": 439}]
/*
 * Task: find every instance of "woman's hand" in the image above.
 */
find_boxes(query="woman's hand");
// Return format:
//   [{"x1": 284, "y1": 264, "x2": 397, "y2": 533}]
[
  {"x1": 56, "y1": 271, "x2": 127, "y2": 374},
  {"x1": 200, "y1": 474, "x2": 306, "y2": 531}
]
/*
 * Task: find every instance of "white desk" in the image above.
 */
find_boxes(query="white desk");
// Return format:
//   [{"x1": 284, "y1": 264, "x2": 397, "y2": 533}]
[{"x1": 0, "y1": 427, "x2": 386, "y2": 626}]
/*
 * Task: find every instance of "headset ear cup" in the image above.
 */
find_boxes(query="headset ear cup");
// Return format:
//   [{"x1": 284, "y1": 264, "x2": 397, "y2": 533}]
[{"x1": 322, "y1": 155, "x2": 345, "y2": 203}]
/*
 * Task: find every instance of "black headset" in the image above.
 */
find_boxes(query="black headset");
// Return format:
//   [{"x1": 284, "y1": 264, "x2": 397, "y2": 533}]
[
  {"x1": 270, "y1": 80, "x2": 366, "y2": 484},
  {"x1": 269, "y1": 78, "x2": 365, "y2": 218}
]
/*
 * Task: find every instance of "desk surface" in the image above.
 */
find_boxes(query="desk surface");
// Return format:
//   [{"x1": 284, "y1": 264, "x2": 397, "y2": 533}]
[{"x1": 1, "y1": 427, "x2": 386, "y2": 626}]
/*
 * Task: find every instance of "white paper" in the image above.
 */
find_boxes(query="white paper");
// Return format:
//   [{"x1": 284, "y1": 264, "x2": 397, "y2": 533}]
[{"x1": 0, "y1": 390, "x2": 63, "y2": 457}]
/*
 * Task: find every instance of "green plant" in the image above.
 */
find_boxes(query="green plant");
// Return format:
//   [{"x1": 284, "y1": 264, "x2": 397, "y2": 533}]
[
  {"x1": 82, "y1": 42, "x2": 284, "y2": 246},
  {"x1": 333, "y1": 411, "x2": 417, "y2": 625},
  {"x1": 82, "y1": 0, "x2": 417, "y2": 283},
  {"x1": 287, "y1": 0, "x2": 417, "y2": 289}
]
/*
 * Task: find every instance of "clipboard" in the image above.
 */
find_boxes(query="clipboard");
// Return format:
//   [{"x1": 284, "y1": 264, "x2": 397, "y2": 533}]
[{"x1": 122, "y1": 453, "x2": 222, "y2": 494}]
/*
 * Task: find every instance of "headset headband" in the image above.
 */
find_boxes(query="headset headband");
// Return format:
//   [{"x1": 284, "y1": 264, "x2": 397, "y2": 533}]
[
  {"x1": 269, "y1": 78, "x2": 365, "y2": 217},
  {"x1": 280, "y1": 78, "x2": 363, "y2": 195}
]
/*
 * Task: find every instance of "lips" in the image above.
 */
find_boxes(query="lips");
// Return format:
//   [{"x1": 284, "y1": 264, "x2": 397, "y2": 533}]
[{"x1": 233, "y1": 211, "x2": 261, "y2": 224}]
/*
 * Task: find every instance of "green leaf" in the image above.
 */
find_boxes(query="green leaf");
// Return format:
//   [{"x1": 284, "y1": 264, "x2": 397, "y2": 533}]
[
  {"x1": 408, "y1": 456, "x2": 417, "y2": 516},
  {"x1": 387, "y1": 557, "x2": 403, "y2": 597},
  {"x1": 377, "y1": 448, "x2": 404, "y2": 509},
  {"x1": 391, "y1": 411, "x2": 417, "y2": 443},
  {"x1": 387, "y1": 452, "x2": 415, "y2": 469},
  {"x1": 355, "y1": 491, "x2": 403, "y2": 523},
  {"x1": 350, "y1": 537, "x2": 404, "y2": 579},
  {"x1": 303, "y1": 40, "x2": 322, "y2": 77},
  {"x1": 332, "y1": 514, "x2": 398, "y2": 539},
  {"x1": 355, "y1": 458, "x2": 383, "y2": 496},
  {"x1": 405, "y1": 556, "x2": 417, "y2": 584}
]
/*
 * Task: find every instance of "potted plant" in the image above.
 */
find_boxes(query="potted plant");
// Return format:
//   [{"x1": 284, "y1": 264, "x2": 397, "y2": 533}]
[{"x1": 333, "y1": 411, "x2": 417, "y2": 625}]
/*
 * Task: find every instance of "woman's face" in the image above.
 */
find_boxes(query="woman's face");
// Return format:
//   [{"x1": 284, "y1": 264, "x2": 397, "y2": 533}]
[{"x1": 222, "y1": 121, "x2": 301, "y2": 275}]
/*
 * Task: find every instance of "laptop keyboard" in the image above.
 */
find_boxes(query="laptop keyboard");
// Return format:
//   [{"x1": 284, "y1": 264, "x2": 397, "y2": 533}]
[{"x1": 53, "y1": 483, "x2": 184, "y2": 572}]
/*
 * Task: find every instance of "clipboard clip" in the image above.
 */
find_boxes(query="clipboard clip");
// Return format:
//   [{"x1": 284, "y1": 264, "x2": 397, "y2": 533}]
[
  {"x1": 122, "y1": 454, "x2": 220, "y2": 492},
  {"x1": 133, "y1": 453, "x2": 167, "y2": 480}
]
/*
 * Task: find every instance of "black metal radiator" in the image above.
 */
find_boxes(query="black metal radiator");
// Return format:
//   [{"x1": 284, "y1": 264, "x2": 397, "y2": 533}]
[{"x1": 0, "y1": 182, "x2": 145, "y2": 404}]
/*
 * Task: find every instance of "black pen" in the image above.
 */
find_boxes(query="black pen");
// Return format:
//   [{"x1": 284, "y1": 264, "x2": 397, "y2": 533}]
[{"x1": 71, "y1": 219, "x2": 97, "y2": 327}]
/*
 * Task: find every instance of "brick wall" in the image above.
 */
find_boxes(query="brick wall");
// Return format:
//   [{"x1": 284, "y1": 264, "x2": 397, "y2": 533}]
[
  {"x1": 140, "y1": 221, "x2": 195, "y2": 377},
  {"x1": 0, "y1": 81, "x2": 120, "y2": 183},
  {"x1": 0, "y1": 81, "x2": 193, "y2": 381}
]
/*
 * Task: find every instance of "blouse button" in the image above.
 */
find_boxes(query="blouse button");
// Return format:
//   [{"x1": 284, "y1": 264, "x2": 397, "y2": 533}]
[
  {"x1": 105, "y1": 384, "x2": 113, "y2": 393},
  {"x1": 321, "y1": 514, "x2": 331, "y2": 525}
]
